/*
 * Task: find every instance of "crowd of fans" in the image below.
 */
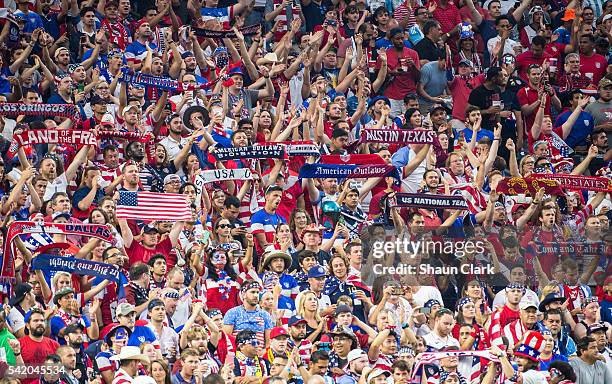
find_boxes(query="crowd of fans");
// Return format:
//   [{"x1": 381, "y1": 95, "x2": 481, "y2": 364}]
[{"x1": 0, "y1": 0, "x2": 611, "y2": 383}]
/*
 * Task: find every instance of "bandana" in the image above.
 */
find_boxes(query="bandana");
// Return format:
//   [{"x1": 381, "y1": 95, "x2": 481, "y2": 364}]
[
  {"x1": 581, "y1": 296, "x2": 599, "y2": 308},
  {"x1": 241, "y1": 282, "x2": 262, "y2": 293},
  {"x1": 164, "y1": 290, "x2": 180, "y2": 299},
  {"x1": 457, "y1": 297, "x2": 473, "y2": 311},
  {"x1": 507, "y1": 282, "x2": 526, "y2": 292},
  {"x1": 208, "y1": 309, "x2": 222, "y2": 317},
  {"x1": 424, "y1": 299, "x2": 441, "y2": 309}
]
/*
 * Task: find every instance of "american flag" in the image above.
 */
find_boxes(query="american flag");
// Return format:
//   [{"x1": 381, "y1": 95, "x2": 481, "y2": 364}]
[
  {"x1": 20, "y1": 232, "x2": 54, "y2": 251},
  {"x1": 116, "y1": 191, "x2": 192, "y2": 221}
]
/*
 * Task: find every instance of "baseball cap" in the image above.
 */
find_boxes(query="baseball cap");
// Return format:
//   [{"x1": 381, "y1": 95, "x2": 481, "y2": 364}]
[
  {"x1": 164, "y1": 174, "x2": 181, "y2": 185},
  {"x1": 288, "y1": 315, "x2": 307, "y2": 327},
  {"x1": 458, "y1": 59, "x2": 473, "y2": 67},
  {"x1": 52, "y1": 211, "x2": 72, "y2": 221},
  {"x1": 142, "y1": 225, "x2": 159, "y2": 234},
  {"x1": 64, "y1": 323, "x2": 85, "y2": 335},
  {"x1": 347, "y1": 349, "x2": 367, "y2": 363},
  {"x1": 101, "y1": 113, "x2": 115, "y2": 127},
  {"x1": 270, "y1": 326, "x2": 289, "y2": 339},
  {"x1": 519, "y1": 299, "x2": 538, "y2": 310},
  {"x1": 599, "y1": 78, "x2": 612, "y2": 89},
  {"x1": 587, "y1": 322, "x2": 609, "y2": 334},
  {"x1": 308, "y1": 265, "x2": 327, "y2": 279},
  {"x1": 116, "y1": 302, "x2": 136, "y2": 316},
  {"x1": 334, "y1": 304, "x2": 352, "y2": 316}
]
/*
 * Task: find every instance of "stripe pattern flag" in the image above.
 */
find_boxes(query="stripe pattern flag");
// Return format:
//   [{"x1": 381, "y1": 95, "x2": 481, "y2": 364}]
[{"x1": 116, "y1": 191, "x2": 192, "y2": 221}]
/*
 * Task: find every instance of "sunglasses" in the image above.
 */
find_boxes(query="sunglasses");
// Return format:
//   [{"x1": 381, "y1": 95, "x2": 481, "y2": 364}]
[{"x1": 217, "y1": 224, "x2": 232, "y2": 229}]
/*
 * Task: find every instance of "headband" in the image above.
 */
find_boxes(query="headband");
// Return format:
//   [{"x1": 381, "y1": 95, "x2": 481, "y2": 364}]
[
  {"x1": 424, "y1": 299, "x2": 441, "y2": 309},
  {"x1": 581, "y1": 297, "x2": 599, "y2": 308},
  {"x1": 241, "y1": 282, "x2": 262, "y2": 293},
  {"x1": 236, "y1": 332, "x2": 259, "y2": 345},
  {"x1": 207, "y1": 308, "x2": 222, "y2": 317},
  {"x1": 439, "y1": 371, "x2": 459, "y2": 383},
  {"x1": 457, "y1": 297, "x2": 473, "y2": 310},
  {"x1": 507, "y1": 282, "x2": 526, "y2": 292}
]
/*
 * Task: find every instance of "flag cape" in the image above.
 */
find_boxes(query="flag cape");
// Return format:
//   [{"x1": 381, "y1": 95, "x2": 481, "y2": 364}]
[
  {"x1": 496, "y1": 177, "x2": 565, "y2": 196},
  {"x1": 532, "y1": 173, "x2": 612, "y2": 193},
  {"x1": 31, "y1": 254, "x2": 124, "y2": 284},
  {"x1": 298, "y1": 163, "x2": 399, "y2": 179},
  {"x1": 211, "y1": 145, "x2": 286, "y2": 161},
  {"x1": 12, "y1": 129, "x2": 98, "y2": 147},
  {"x1": 390, "y1": 193, "x2": 469, "y2": 210},
  {"x1": 360, "y1": 129, "x2": 436, "y2": 144},
  {"x1": 410, "y1": 350, "x2": 500, "y2": 384}
]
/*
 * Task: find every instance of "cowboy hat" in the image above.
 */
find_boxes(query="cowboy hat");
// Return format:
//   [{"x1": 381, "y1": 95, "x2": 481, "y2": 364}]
[
  {"x1": 182, "y1": 105, "x2": 210, "y2": 131},
  {"x1": 258, "y1": 250, "x2": 292, "y2": 274},
  {"x1": 109, "y1": 346, "x2": 150, "y2": 363}
]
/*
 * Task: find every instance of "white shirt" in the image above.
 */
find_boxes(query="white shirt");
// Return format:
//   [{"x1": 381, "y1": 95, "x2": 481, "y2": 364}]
[
  {"x1": 43, "y1": 173, "x2": 69, "y2": 201},
  {"x1": 423, "y1": 331, "x2": 460, "y2": 351},
  {"x1": 160, "y1": 135, "x2": 189, "y2": 161},
  {"x1": 411, "y1": 286, "x2": 444, "y2": 307},
  {"x1": 486, "y1": 36, "x2": 522, "y2": 58},
  {"x1": 492, "y1": 287, "x2": 540, "y2": 310}
]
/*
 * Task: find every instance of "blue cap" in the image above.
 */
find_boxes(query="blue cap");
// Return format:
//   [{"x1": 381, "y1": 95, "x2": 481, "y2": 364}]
[
  {"x1": 308, "y1": 265, "x2": 327, "y2": 279},
  {"x1": 288, "y1": 315, "x2": 307, "y2": 327},
  {"x1": 368, "y1": 95, "x2": 390, "y2": 108}
]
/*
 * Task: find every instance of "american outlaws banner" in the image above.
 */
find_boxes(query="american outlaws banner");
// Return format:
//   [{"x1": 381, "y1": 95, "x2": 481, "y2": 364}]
[
  {"x1": 12, "y1": 129, "x2": 98, "y2": 147},
  {"x1": 361, "y1": 129, "x2": 436, "y2": 144},
  {"x1": 193, "y1": 23, "x2": 261, "y2": 38},
  {"x1": 262, "y1": 141, "x2": 320, "y2": 157},
  {"x1": 0, "y1": 103, "x2": 80, "y2": 121},
  {"x1": 390, "y1": 193, "x2": 469, "y2": 210},
  {"x1": 532, "y1": 173, "x2": 612, "y2": 193},
  {"x1": 299, "y1": 163, "x2": 399, "y2": 179},
  {"x1": 120, "y1": 68, "x2": 215, "y2": 92},
  {"x1": 211, "y1": 145, "x2": 286, "y2": 161},
  {"x1": 496, "y1": 177, "x2": 565, "y2": 196},
  {"x1": 31, "y1": 254, "x2": 123, "y2": 283},
  {"x1": 320, "y1": 154, "x2": 386, "y2": 165}
]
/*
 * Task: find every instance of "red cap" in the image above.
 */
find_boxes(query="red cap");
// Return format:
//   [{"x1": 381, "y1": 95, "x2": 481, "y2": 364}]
[{"x1": 270, "y1": 326, "x2": 289, "y2": 339}]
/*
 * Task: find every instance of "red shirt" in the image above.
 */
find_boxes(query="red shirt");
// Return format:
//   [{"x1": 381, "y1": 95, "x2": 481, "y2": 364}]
[
  {"x1": 277, "y1": 181, "x2": 303, "y2": 222},
  {"x1": 544, "y1": 42, "x2": 566, "y2": 63},
  {"x1": 19, "y1": 336, "x2": 61, "y2": 384},
  {"x1": 432, "y1": 1, "x2": 462, "y2": 33},
  {"x1": 126, "y1": 237, "x2": 173, "y2": 266},
  {"x1": 518, "y1": 85, "x2": 552, "y2": 146},
  {"x1": 515, "y1": 51, "x2": 552, "y2": 82},
  {"x1": 579, "y1": 53, "x2": 608, "y2": 84},
  {"x1": 381, "y1": 47, "x2": 421, "y2": 99}
]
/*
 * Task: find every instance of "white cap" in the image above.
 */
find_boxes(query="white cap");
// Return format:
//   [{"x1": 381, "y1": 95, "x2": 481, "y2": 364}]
[{"x1": 347, "y1": 349, "x2": 367, "y2": 363}]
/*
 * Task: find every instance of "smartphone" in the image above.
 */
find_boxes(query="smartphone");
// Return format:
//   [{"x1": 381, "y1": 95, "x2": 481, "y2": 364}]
[
  {"x1": 421, "y1": 307, "x2": 431, "y2": 315},
  {"x1": 392, "y1": 287, "x2": 404, "y2": 295},
  {"x1": 77, "y1": 83, "x2": 85, "y2": 92}
]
